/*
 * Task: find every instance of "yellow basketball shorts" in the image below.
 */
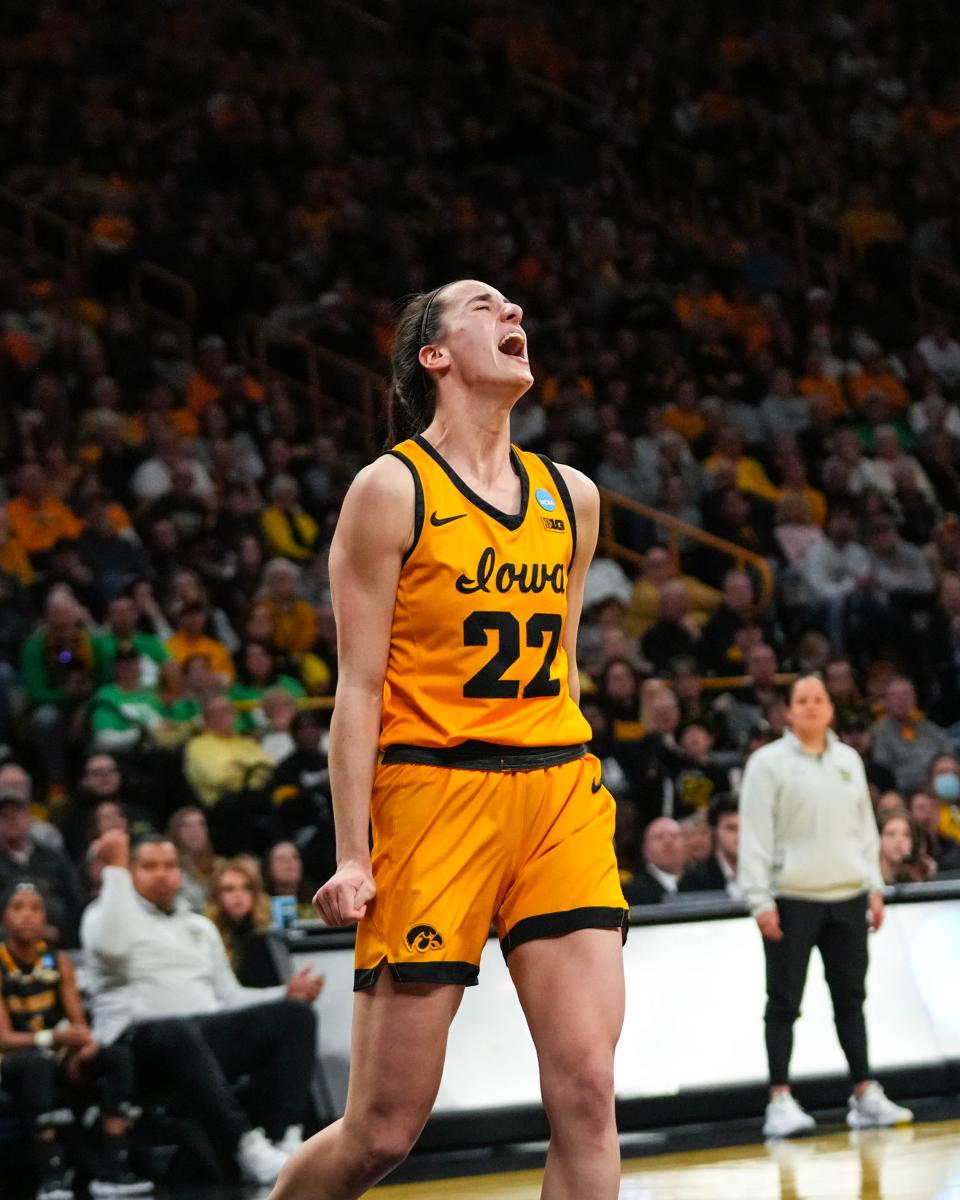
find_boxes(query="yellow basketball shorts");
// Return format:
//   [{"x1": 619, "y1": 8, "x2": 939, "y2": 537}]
[{"x1": 354, "y1": 751, "x2": 628, "y2": 989}]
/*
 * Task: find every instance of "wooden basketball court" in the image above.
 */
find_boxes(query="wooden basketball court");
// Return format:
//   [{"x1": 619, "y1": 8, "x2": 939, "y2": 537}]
[{"x1": 377, "y1": 1121, "x2": 960, "y2": 1198}]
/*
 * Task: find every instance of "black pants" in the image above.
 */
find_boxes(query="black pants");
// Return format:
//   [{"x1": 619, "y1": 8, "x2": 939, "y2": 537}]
[
  {"x1": 763, "y1": 894, "x2": 870, "y2": 1087},
  {"x1": 129, "y1": 999, "x2": 316, "y2": 1152},
  {"x1": 1, "y1": 1043, "x2": 135, "y2": 1128}
]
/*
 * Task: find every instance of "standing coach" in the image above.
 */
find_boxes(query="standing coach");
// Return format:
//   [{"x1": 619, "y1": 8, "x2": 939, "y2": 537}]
[{"x1": 739, "y1": 675, "x2": 913, "y2": 1138}]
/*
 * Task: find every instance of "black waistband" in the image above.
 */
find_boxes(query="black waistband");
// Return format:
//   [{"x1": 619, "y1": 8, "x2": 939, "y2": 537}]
[{"x1": 380, "y1": 741, "x2": 587, "y2": 772}]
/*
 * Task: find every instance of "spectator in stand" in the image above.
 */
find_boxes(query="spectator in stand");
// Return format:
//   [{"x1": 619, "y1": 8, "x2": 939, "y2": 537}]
[
  {"x1": 626, "y1": 546, "x2": 720, "y2": 638},
  {"x1": 20, "y1": 587, "x2": 99, "y2": 798},
  {"x1": 698, "y1": 569, "x2": 777, "y2": 674},
  {"x1": 168, "y1": 653, "x2": 220, "y2": 724},
  {"x1": 0, "y1": 785, "x2": 84, "y2": 948},
  {"x1": 266, "y1": 710, "x2": 335, "y2": 886},
  {"x1": 926, "y1": 755, "x2": 960, "y2": 846},
  {"x1": 678, "y1": 812, "x2": 711, "y2": 866},
  {"x1": 800, "y1": 507, "x2": 875, "y2": 656},
  {"x1": 263, "y1": 841, "x2": 315, "y2": 921},
  {"x1": 81, "y1": 830, "x2": 322, "y2": 1187},
  {"x1": 877, "y1": 809, "x2": 935, "y2": 885},
  {"x1": 915, "y1": 322, "x2": 960, "y2": 391},
  {"x1": 673, "y1": 724, "x2": 730, "y2": 816},
  {"x1": 206, "y1": 857, "x2": 284, "y2": 987},
  {"x1": 258, "y1": 559, "x2": 317, "y2": 657},
  {"x1": 60, "y1": 752, "x2": 156, "y2": 862},
  {"x1": 4, "y1": 464, "x2": 83, "y2": 564},
  {"x1": 908, "y1": 792, "x2": 960, "y2": 872},
  {"x1": 595, "y1": 429, "x2": 658, "y2": 508},
  {"x1": 703, "y1": 427, "x2": 779, "y2": 503},
  {"x1": 621, "y1": 817, "x2": 687, "y2": 905},
  {"x1": 130, "y1": 429, "x2": 214, "y2": 505},
  {"x1": 165, "y1": 602, "x2": 236, "y2": 686},
  {"x1": 89, "y1": 646, "x2": 169, "y2": 754},
  {"x1": 717, "y1": 643, "x2": 783, "y2": 750},
  {"x1": 183, "y1": 695, "x2": 274, "y2": 811},
  {"x1": 595, "y1": 658, "x2": 643, "y2": 736},
  {"x1": 258, "y1": 689, "x2": 299, "y2": 761},
  {"x1": 260, "y1": 476, "x2": 319, "y2": 564},
  {"x1": 167, "y1": 806, "x2": 223, "y2": 913},
  {"x1": 825, "y1": 659, "x2": 872, "y2": 730},
  {"x1": 94, "y1": 593, "x2": 170, "y2": 688},
  {"x1": 641, "y1": 581, "x2": 701, "y2": 675},
  {"x1": 229, "y1": 642, "x2": 305, "y2": 736},
  {"x1": 869, "y1": 427, "x2": 936, "y2": 503},
  {"x1": 679, "y1": 795, "x2": 742, "y2": 898},
  {"x1": 139, "y1": 459, "x2": 211, "y2": 548},
  {"x1": 870, "y1": 678, "x2": 954, "y2": 796},
  {"x1": 761, "y1": 368, "x2": 811, "y2": 441},
  {"x1": 866, "y1": 517, "x2": 936, "y2": 602},
  {"x1": 670, "y1": 658, "x2": 730, "y2": 746}
]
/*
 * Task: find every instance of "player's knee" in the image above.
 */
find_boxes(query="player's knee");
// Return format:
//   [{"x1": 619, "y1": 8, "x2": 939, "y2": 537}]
[
  {"x1": 544, "y1": 1057, "x2": 615, "y2": 1142},
  {"x1": 360, "y1": 1119, "x2": 420, "y2": 1178}
]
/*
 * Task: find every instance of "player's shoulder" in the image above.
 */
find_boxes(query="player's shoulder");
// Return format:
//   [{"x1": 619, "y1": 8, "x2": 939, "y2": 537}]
[
  {"x1": 346, "y1": 452, "x2": 416, "y2": 506},
  {"x1": 532, "y1": 457, "x2": 598, "y2": 523}
]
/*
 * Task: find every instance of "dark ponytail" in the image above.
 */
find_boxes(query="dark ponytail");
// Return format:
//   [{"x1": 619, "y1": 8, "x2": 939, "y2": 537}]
[{"x1": 386, "y1": 286, "x2": 447, "y2": 446}]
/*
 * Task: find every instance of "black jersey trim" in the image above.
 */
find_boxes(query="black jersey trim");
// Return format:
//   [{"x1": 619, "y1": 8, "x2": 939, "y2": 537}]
[
  {"x1": 386, "y1": 450, "x2": 424, "y2": 565},
  {"x1": 354, "y1": 959, "x2": 479, "y2": 990},
  {"x1": 499, "y1": 906, "x2": 629, "y2": 959},
  {"x1": 412, "y1": 434, "x2": 529, "y2": 530},
  {"x1": 535, "y1": 454, "x2": 577, "y2": 562},
  {"x1": 381, "y1": 741, "x2": 587, "y2": 772}
]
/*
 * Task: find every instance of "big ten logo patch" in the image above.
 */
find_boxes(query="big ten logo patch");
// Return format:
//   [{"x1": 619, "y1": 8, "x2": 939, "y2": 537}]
[{"x1": 541, "y1": 516, "x2": 566, "y2": 532}]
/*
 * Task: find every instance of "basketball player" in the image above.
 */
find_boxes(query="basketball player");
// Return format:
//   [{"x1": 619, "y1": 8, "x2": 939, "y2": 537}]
[{"x1": 271, "y1": 281, "x2": 627, "y2": 1200}]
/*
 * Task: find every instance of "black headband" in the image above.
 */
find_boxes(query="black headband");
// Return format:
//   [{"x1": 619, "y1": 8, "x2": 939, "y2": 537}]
[{"x1": 418, "y1": 287, "x2": 442, "y2": 348}]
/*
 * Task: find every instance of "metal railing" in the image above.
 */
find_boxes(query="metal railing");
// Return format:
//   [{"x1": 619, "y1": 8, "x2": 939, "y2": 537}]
[
  {"x1": 0, "y1": 186, "x2": 92, "y2": 272},
  {"x1": 598, "y1": 487, "x2": 775, "y2": 610},
  {"x1": 131, "y1": 261, "x2": 197, "y2": 361},
  {"x1": 238, "y1": 315, "x2": 384, "y2": 456}
]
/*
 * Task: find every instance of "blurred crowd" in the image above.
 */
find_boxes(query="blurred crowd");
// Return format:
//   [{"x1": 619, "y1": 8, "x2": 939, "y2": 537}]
[{"x1": 0, "y1": 0, "x2": 958, "y2": 940}]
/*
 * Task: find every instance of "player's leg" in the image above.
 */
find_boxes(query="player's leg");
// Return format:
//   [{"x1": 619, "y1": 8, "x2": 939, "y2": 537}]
[
  {"x1": 270, "y1": 968, "x2": 463, "y2": 1200},
  {"x1": 510, "y1": 927, "x2": 625, "y2": 1200}
]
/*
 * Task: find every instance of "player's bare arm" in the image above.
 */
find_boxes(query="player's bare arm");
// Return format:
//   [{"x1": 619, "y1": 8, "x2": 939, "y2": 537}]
[
  {"x1": 555, "y1": 465, "x2": 600, "y2": 706},
  {"x1": 313, "y1": 455, "x2": 414, "y2": 927}
]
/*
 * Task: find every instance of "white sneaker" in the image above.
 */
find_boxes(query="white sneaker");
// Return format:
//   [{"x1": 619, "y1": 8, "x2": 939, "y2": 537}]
[
  {"x1": 763, "y1": 1091, "x2": 817, "y2": 1138},
  {"x1": 274, "y1": 1125, "x2": 303, "y2": 1156},
  {"x1": 847, "y1": 1082, "x2": 914, "y2": 1129},
  {"x1": 237, "y1": 1128, "x2": 290, "y2": 1184}
]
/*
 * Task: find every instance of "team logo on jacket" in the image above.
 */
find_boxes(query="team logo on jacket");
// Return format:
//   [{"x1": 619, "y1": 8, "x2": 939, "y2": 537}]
[
  {"x1": 535, "y1": 488, "x2": 557, "y2": 512},
  {"x1": 405, "y1": 924, "x2": 444, "y2": 953}
]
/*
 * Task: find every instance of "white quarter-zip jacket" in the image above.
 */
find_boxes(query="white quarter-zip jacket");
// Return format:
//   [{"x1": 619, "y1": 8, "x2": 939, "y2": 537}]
[
  {"x1": 738, "y1": 730, "x2": 883, "y2": 917},
  {"x1": 80, "y1": 866, "x2": 285, "y2": 1044}
]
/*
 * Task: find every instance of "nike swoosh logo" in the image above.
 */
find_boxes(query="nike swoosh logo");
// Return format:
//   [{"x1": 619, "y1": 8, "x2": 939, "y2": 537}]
[
  {"x1": 430, "y1": 511, "x2": 466, "y2": 526},
  {"x1": 591, "y1": 777, "x2": 603, "y2": 794}
]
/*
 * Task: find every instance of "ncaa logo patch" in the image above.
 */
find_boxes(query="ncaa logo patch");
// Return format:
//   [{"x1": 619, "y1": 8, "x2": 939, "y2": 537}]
[
  {"x1": 405, "y1": 924, "x2": 444, "y2": 953},
  {"x1": 535, "y1": 487, "x2": 557, "y2": 512}
]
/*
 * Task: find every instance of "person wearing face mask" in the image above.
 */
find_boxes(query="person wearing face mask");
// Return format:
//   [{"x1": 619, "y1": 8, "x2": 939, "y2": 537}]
[{"x1": 925, "y1": 754, "x2": 960, "y2": 849}]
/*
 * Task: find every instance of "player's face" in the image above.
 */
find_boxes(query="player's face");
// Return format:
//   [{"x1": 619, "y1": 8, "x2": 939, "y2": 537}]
[
  {"x1": 2, "y1": 892, "x2": 45, "y2": 944},
  {"x1": 421, "y1": 280, "x2": 533, "y2": 400},
  {"x1": 788, "y1": 678, "x2": 834, "y2": 739}
]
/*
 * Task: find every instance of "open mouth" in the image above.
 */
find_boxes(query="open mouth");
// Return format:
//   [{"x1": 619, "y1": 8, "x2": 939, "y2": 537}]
[{"x1": 498, "y1": 330, "x2": 528, "y2": 363}]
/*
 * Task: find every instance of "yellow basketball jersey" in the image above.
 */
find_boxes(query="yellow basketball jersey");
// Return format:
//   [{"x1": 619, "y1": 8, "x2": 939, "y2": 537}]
[{"x1": 379, "y1": 435, "x2": 591, "y2": 752}]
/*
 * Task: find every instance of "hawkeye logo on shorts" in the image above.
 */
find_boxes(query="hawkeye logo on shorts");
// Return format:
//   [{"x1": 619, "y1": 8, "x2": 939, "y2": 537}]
[
  {"x1": 405, "y1": 924, "x2": 444, "y2": 953},
  {"x1": 541, "y1": 516, "x2": 566, "y2": 532}
]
